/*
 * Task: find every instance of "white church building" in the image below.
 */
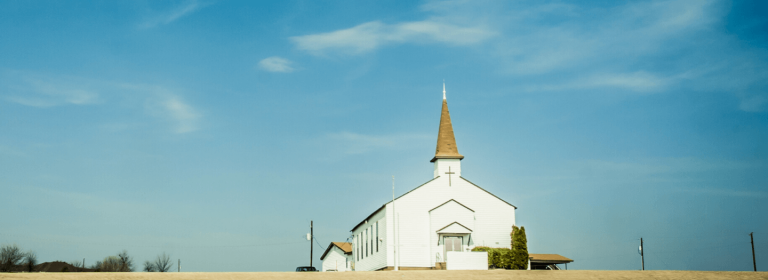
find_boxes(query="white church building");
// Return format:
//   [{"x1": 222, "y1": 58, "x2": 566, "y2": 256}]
[{"x1": 343, "y1": 86, "x2": 518, "y2": 271}]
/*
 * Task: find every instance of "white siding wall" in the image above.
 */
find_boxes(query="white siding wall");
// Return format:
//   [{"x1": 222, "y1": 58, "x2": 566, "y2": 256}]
[
  {"x1": 434, "y1": 159, "x2": 462, "y2": 178},
  {"x1": 351, "y1": 209, "x2": 387, "y2": 271},
  {"x1": 383, "y1": 159, "x2": 516, "y2": 269},
  {"x1": 446, "y1": 252, "x2": 488, "y2": 270},
  {"x1": 430, "y1": 200, "x2": 475, "y2": 262},
  {"x1": 322, "y1": 247, "x2": 350, "y2": 272}
]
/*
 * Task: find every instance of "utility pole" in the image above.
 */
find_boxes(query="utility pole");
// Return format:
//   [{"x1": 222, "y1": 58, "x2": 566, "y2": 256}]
[
  {"x1": 178, "y1": 259, "x2": 180, "y2": 272},
  {"x1": 82, "y1": 258, "x2": 85, "y2": 271},
  {"x1": 751, "y1": 232, "x2": 756, "y2": 272},
  {"x1": 310, "y1": 220, "x2": 314, "y2": 268},
  {"x1": 640, "y1": 238, "x2": 645, "y2": 271}
]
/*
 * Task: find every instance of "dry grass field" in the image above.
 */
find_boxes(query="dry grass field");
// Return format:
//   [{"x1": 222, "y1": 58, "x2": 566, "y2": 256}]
[{"x1": 1, "y1": 270, "x2": 767, "y2": 280}]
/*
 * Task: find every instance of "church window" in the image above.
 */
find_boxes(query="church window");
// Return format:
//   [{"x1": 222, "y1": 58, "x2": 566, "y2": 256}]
[
  {"x1": 368, "y1": 225, "x2": 373, "y2": 255},
  {"x1": 365, "y1": 229, "x2": 368, "y2": 257},
  {"x1": 370, "y1": 225, "x2": 373, "y2": 255},
  {"x1": 359, "y1": 233, "x2": 362, "y2": 260},
  {"x1": 376, "y1": 221, "x2": 379, "y2": 252}
]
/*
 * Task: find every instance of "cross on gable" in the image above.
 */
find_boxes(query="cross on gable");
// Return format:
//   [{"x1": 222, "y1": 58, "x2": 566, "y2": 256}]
[{"x1": 445, "y1": 166, "x2": 455, "y2": 186}]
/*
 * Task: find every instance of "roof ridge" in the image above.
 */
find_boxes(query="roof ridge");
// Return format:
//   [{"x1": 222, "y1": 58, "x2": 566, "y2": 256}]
[{"x1": 459, "y1": 176, "x2": 517, "y2": 209}]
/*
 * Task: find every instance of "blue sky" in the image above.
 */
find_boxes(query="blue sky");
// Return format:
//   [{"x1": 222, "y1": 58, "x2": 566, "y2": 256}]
[{"x1": 1, "y1": 0, "x2": 767, "y2": 272}]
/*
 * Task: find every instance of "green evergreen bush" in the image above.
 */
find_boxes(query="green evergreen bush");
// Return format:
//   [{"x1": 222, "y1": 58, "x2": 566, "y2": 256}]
[
  {"x1": 510, "y1": 226, "x2": 530, "y2": 269},
  {"x1": 471, "y1": 246, "x2": 513, "y2": 268},
  {"x1": 474, "y1": 225, "x2": 530, "y2": 270}
]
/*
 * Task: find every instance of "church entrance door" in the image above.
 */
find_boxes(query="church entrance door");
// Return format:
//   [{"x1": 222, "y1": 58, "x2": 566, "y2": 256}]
[{"x1": 443, "y1": 236, "x2": 463, "y2": 261}]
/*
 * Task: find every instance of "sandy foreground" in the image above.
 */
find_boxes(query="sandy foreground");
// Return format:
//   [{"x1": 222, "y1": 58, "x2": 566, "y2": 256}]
[{"x1": 1, "y1": 271, "x2": 767, "y2": 280}]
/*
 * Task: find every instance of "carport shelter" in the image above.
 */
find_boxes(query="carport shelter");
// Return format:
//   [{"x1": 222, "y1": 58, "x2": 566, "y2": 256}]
[{"x1": 528, "y1": 254, "x2": 573, "y2": 270}]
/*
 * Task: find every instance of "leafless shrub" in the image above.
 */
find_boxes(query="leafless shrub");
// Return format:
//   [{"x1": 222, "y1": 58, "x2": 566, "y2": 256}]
[
  {"x1": 153, "y1": 252, "x2": 173, "y2": 272},
  {"x1": 69, "y1": 259, "x2": 83, "y2": 272},
  {"x1": 143, "y1": 260, "x2": 156, "y2": 272}
]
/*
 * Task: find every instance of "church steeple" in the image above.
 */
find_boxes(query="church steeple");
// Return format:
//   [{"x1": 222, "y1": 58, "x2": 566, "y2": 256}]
[{"x1": 431, "y1": 83, "x2": 464, "y2": 162}]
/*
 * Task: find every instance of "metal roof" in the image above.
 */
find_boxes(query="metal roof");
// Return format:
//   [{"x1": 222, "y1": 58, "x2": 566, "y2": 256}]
[
  {"x1": 431, "y1": 98, "x2": 464, "y2": 162},
  {"x1": 319, "y1": 242, "x2": 352, "y2": 261},
  {"x1": 529, "y1": 254, "x2": 574, "y2": 264}
]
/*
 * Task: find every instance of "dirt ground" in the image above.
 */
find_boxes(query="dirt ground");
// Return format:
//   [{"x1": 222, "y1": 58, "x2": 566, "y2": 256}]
[{"x1": 1, "y1": 270, "x2": 767, "y2": 280}]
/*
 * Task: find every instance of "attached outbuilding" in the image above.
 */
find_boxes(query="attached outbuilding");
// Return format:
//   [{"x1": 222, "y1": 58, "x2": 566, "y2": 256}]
[{"x1": 320, "y1": 242, "x2": 352, "y2": 272}]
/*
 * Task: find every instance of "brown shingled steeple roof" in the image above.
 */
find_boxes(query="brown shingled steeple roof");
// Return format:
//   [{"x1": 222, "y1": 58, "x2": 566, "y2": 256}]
[{"x1": 431, "y1": 84, "x2": 464, "y2": 162}]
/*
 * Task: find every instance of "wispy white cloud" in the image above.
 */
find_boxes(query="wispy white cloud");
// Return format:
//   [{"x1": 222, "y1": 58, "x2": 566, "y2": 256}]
[
  {"x1": 1, "y1": 71, "x2": 99, "y2": 107},
  {"x1": 160, "y1": 95, "x2": 201, "y2": 133},
  {"x1": 291, "y1": 20, "x2": 494, "y2": 55},
  {"x1": 139, "y1": 0, "x2": 204, "y2": 29},
  {"x1": 433, "y1": 0, "x2": 767, "y2": 111},
  {"x1": 124, "y1": 84, "x2": 202, "y2": 134},
  {"x1": 521, "y1": 71, "x2": 670, "y2": 93},
  {"x1": 0, "y1": 71, "x2": 203, "y2": 134},
  {"x1": 492, "y1": 1, "x2": 721, "y2": 75},
  {"x1": 258, "y1": 56, "x2": 295, "y2": 73}
]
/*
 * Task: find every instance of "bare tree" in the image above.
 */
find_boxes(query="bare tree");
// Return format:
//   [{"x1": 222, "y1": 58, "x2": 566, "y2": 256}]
[
  {"x1": 101, "y1": 256, "x2": 123, "y2": 272},
  {"x1": 117, "y1": 250, "x2": 134, "y2": 272},
  {"x1": 153, "y1": 252, "x2": 173, "y2": 272},
  {"x1": 0, "y1": 244, "x2": 25, "y2": 272},
  {"x1": 89, "y1": 260, "x2": 103, "y2": 271},
  {"x1": 99, "y1": 251, "x2": 134, "y2": 273},
  {"x1": 88, "y1": 261, "x2": 102, "y2": 272},
  {"x1": 143, "y1": 260, "x2": 156, "y2": 272}
]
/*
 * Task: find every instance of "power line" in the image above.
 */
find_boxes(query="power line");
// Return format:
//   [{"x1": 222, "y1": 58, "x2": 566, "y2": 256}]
[{"x1": 313, "y1": 237, "x2": 326, "y2": 251}]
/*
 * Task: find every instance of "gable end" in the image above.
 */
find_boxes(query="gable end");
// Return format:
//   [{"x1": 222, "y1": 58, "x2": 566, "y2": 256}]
[
  {"x1": 436, "y1": 221, "x2": 473, "y2": 233},
  {"x1": 320, "y1": 242, "x2": 352, "y2": 261},
  {"x1": 460, "y1": 176, "x2": 517, "y2": 209},
  {"x1": 428, "y1": 199, "x2": 474, "y2": 213}
]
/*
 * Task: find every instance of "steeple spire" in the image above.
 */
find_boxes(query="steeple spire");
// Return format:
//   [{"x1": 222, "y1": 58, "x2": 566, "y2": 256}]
[
  {"x1": 431, "y1": 83, "x2": 464, "y2": 162},
  {"x1": 443, "y1": 81, "x2": 446, "y2": 100}
]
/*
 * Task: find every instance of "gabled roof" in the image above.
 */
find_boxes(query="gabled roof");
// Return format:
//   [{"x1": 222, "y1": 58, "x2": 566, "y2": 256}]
[
  {"x1": 429, "y1": 199, "x2": 474, "y2": 212},
  {"x1": 349, "y1": 176, "x2": 517, "y2": 232},
  {"x1": 460, "y1": 176, "x2": 517, "y2": 209},
  {"x1": 436, "y1": 222, "x2": 473, "y2": 233},
  {"x1": 350, "y1": 177, "x2": 439, "y2": 232},
  {"x1": 319, "y1": 242, "x2": 352, "y2": 261}
]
